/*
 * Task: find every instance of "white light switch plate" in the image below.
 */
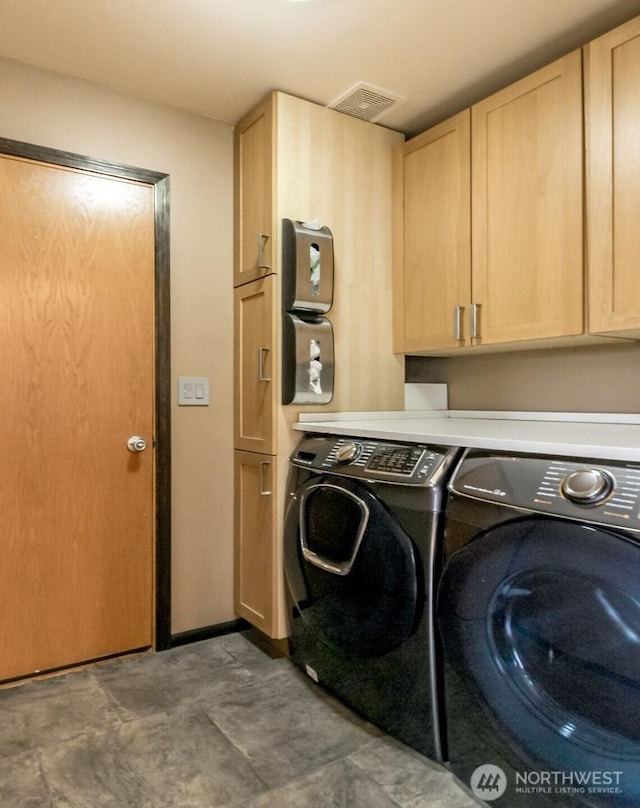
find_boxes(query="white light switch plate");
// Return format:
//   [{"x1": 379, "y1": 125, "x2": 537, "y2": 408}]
[{"x1": 178, "y1": 376, "x2": 210, "y2": 406}]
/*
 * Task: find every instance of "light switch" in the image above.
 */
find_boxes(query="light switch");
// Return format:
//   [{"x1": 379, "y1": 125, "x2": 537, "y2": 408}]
[{"x1": 178, "y1": 376, "x2": 209, "y2": 406}]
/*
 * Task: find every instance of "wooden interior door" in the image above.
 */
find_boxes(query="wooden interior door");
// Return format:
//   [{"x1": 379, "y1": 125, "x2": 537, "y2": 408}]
[{"x1": 0, "y1": 154, "x2": 156, "y2": 681}]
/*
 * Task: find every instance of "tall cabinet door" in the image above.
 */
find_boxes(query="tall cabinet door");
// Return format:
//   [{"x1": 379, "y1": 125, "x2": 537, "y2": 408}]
[
  {"x1": 392, "y1": 110, "x2": 472, "y2": 352},
  {"x1": 234, "y1": 97, "x2": 274, "y2": 287},
  {"x1": 234, "y1": 451, "x2": 277, "y2": 635},
  {"x1": 234, "y1": 277, "x2": 276, "y2": 454},
  {"x1": 586, "y1": 16, "x2": 640, "y2": 338},
  {"x1": 471, "y1": 51, "x2": 584, "y2": 346}
]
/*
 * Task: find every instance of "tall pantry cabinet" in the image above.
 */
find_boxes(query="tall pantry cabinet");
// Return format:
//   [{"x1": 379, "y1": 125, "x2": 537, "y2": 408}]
[{"x1": 233, "y1": 92, "x2": 405, "y2": 639}]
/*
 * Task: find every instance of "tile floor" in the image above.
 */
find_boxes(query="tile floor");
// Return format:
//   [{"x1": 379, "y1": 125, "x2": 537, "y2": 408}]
[{"x1": 0, "y1": 630, "x2": 481, "y2": 807}]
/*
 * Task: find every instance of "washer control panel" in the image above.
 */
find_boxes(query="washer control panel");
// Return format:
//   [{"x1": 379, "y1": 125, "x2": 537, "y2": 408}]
[
  {"x1": 450, "y1": 449, "x2": 640, "y2": 531},
  {"x1": 291, "y1": 434, "x2": 458, "y2": 485}
]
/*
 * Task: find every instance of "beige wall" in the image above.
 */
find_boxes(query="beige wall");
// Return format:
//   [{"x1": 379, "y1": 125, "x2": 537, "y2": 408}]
[
  {"x1": 0, "y1": 56, "x2": 236, "y2": 634},
  {"x1": 407, "y1": 341, "x2": 640, "y2": 413}
]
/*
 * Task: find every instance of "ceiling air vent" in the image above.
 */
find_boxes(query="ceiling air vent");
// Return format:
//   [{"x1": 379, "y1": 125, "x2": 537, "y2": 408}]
[{"x1": 328, "y1": 82, "x2": 407, "y2": 123}]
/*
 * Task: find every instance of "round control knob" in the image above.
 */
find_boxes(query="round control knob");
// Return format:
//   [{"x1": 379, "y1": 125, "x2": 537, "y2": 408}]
[
  {"x1": 336, "y1": 441, "x2": 361, "y2": 464},
  {"x1": 560, "y1": 468, "x2": 613, "y2": 505}
]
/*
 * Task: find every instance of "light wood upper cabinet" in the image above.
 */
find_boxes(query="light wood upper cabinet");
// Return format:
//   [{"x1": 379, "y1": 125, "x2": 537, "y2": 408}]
[
  {"x1": 586, "y1": 16, "x2": 640, "y2": 338},
  {"x1": 392, "y1": 110, "x2": 471, "y2": 352},
  {"x1": 234, "y1": 276, "x2": 276, "y2": 454},
  {"x1": 471, "y1": 50, "x2": 584, "y2": 346},
  {"x1": 394, "y1": 51, "x2": 586, "y2": 354},
  {"x1": 234, "y1": 98, "x2": 274, "y2": 287}
]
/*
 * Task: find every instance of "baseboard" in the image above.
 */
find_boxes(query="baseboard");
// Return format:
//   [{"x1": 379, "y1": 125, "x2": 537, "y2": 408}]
[
  {"x1": 243, "y1": 627, "x2": 290, "y2": 659},
  {"x1": 169, "y1": 618, "x2": 251, "y2": 648}
]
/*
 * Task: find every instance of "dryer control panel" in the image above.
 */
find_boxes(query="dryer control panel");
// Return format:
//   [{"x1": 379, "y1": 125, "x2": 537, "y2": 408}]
[
  {"x1": 291, "y1": 434, "x2": 459, "y2": 486},
  {"x1": 450, "y1": 449, "x2": 640, "y2": 532}
]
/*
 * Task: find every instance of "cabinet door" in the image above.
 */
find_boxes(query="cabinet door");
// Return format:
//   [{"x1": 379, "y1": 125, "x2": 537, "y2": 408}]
[
  {"x1": 234, "y1": 450, "x2": 278, "y2": 636},
  {"x1": 472, "y1": 51, "x2": 584, "y2": 345},
  {"x1": 234, "y1": 96, "x2": 273, "y2": 287},
  {"x1": 234, "y1": 277, "x2": 276, "y2": 454},
  {"x1": 586, "y1": 17, "x2": 640, "y2": 337},
  {"x1": 393, "y1": 110, "x2": 472, "y2": 352}
]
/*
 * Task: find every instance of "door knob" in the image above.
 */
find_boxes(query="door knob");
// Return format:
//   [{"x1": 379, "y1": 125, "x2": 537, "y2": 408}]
[{"x1": 127, "y1": 436, "x2": 147, "y2": 453}]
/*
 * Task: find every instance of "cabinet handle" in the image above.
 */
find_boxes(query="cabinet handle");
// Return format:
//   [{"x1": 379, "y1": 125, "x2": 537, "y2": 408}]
[
  {"x1": 257, "y1": 347, "x2": 271, "y2": 382},
  {"x1": 470, "y1": 303, "x2": 481, "y2": 339},
  {"x1": 454, "y1": 306, "x2": 465, "y2": 341},
  {"x1": 259, "y1": 461, "x2": 272, "y2": 496},
  {"x1": 257, "y1": 233, "x2": 271, "y2": 269}
]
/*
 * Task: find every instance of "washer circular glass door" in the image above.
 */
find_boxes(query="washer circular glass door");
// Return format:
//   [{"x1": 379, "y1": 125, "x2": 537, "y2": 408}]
[
  {"x1": 438, "y1": 517, "x2": 640, "y2": 800},
  {"x1": 284, "y1": 475, "x2": 422, "y2": 658}
]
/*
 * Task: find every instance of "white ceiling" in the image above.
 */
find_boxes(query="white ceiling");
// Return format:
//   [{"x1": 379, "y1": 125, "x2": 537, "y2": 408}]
[{"x1": 1, "y1": 0, "x2": 640, "y2": 136}]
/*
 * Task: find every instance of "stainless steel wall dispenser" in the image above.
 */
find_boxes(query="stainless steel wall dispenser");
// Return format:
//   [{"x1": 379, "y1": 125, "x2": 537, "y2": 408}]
[
  {"x1": 282, "y1": 219, "x2": 335, "y2": 405},
  {"x1": 282, "y1": 219, "x2": 334, "y2": 313},
  {"x1": 282, "y1": 314, "x2": 334, "y2": 405}
]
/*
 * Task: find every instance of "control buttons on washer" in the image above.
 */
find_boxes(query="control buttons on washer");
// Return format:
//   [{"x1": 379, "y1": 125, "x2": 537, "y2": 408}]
[
  {"x1": 336, "y1": 441, "x2": 362, "y2": 464},
  {"x1": 313, "y1": 438, "x2": 446, "y2": 483},
  {"x1": 560, "y1": 468, "x2": 614, "y2": 505},
  {"x1": 367, "y1": 446, "x2": 424, "y2": 475}
]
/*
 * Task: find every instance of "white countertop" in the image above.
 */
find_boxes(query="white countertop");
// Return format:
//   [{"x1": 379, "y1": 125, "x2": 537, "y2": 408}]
[{"x1": 293, "y1": 410, "x2": 640, "y2": 462}]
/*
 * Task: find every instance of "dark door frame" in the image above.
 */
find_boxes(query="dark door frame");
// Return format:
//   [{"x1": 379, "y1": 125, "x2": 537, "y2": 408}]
[{"x1": 0, "y1": 137, "x2": 172, "y2": 651}]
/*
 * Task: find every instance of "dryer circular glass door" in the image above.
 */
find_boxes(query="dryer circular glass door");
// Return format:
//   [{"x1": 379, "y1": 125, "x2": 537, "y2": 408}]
[
  {"x1": 438, "y1": 517, "x2": 640, "y2": 801},
  {"x1": 284, "y1": 476, "x2": 422, "y2": 658}
]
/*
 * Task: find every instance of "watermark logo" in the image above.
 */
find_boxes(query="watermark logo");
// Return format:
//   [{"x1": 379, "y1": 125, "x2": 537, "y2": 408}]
[
  {"x1": 515, "y1": 770, "x2": 624, "y2": 797},
  {"x1": 470, "y1": 765, "x2": 626, "y2": 801},
  {"x1": 470, "y1": 764, "x2": 507, "y2": 801}
]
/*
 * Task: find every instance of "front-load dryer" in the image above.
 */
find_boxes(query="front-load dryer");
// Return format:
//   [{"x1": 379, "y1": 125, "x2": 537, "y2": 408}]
[
  {"x1": 283, "y1": 433, "x2": 461, "y2": 761},
  {"x1": 438, "y1": 448, "x2": 640, "y2": 807}
]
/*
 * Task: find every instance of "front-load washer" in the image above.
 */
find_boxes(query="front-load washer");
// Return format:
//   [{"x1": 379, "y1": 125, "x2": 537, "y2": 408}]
[
  {"x1": 437, "y1": 448, "x2": 640, "y2": 807},
  {"x1": 283, "y1": 433, "x2": 461, "y2": 761}
]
